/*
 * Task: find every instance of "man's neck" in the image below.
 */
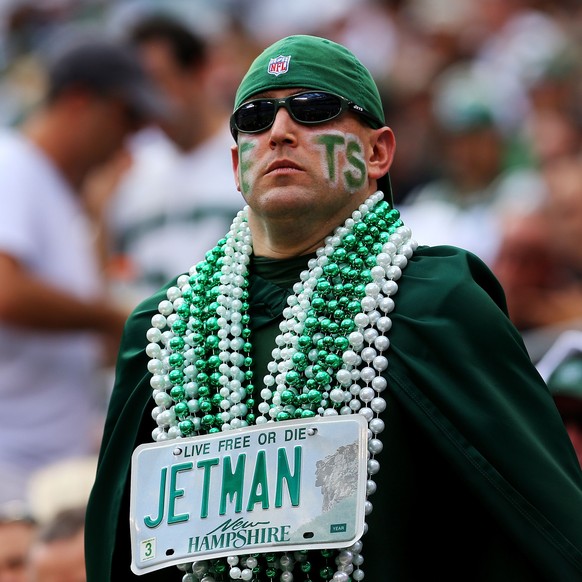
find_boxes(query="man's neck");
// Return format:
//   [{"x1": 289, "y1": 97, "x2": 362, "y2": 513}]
[
  {"x1": 171, "y1": 108, "x2": 227, "y2": 153},
  {"x1": 246, "y1": 191, "x2": 374, "y2": 259}
]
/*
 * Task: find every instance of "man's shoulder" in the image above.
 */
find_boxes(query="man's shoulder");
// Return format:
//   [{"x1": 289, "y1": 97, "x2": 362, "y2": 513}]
[
  {"x1": 0, "y1": 128, "x2": 22, "y2": 149},
  {"x1": 0, "y1": 130, "x2": 31, "y2": 174},
  {"x1": 400, "y1": 244, "x2": 507, "y2": 314},
  {"x1": 0, "y1": 130, "x2": 56, "y2": 186},
  {"x1": 406, "y1": 244, "x2": 491, "y2": 278},
  {"x1": 124, "y1": 277, "x2": 184, "y2": 335}
]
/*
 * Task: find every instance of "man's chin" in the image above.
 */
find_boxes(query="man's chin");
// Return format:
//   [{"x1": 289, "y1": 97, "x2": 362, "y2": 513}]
[{"x1": 249, "y1": 187, "x2": 315, "y2": 214}]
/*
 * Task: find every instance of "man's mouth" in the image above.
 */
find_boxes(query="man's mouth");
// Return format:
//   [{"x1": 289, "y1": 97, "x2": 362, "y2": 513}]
[{"x1": 266, "y1": 159, "x2": 303, "y2": 175}]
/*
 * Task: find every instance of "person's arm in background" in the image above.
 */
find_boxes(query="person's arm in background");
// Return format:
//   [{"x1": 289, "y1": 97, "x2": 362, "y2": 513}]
[{"x1": 0, "y1": 252, "x2": 127, "y2": 340}]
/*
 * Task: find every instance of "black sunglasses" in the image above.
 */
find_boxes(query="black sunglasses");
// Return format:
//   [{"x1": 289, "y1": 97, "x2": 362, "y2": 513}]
[{"x1": 230, "y1": 91, "x2": 384, "y2": 139}]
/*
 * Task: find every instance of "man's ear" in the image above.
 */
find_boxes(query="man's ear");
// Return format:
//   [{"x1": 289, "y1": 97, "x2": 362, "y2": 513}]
[
  {"x1": 368, "y1": 126, "x2": 396, "y2": 182},
  {"x1": 231, "y1": 144, "x2": 241, "y2": 192}
]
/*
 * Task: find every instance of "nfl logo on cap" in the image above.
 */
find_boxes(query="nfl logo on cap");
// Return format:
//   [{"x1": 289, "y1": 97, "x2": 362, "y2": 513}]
[{"x1": 267, "y1": 55, "x2": 291, "y2": 76}]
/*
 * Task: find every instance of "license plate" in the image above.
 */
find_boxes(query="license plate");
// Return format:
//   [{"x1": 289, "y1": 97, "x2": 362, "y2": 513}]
[{"x1": 130, "y1": 415, "x2": 368, "y2": 575}]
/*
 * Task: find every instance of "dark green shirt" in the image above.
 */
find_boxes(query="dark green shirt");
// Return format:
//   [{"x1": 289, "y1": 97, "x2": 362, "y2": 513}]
[{"x1": 86, "y1": 246, "x2": 582, "y2": 581}]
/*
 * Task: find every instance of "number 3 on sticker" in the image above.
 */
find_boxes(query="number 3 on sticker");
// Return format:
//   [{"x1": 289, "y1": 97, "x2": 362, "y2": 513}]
[{"x1": 140, "y1": 538, "x2": 156, "y2": 562}]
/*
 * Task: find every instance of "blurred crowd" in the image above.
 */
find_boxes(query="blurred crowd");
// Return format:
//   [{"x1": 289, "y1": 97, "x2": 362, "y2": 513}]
[{"x1": 2, "y1": 0, "x2": 582, "y2": 578}]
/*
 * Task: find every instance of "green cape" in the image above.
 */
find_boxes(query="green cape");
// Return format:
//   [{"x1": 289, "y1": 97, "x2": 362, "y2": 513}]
[{"x1": 86, "y1": 246, "x2": 582, "y2": 581}]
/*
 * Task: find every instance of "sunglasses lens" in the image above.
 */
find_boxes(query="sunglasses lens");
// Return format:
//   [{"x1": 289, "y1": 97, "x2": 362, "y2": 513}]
[
  {"x1": 290, "y1": 92, "x2": 343, "y2": 123},
  {"x1": 234, "y1": 100, "x2": 276, "y2": 133}
]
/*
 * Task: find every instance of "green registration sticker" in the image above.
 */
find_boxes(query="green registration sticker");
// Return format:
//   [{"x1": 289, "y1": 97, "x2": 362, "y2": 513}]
[
  {"x1": 129, "y1": 415, "x2": 368, "y2": 575},
  {"x1": 140, "y1": 538, "x2": 156, "y2": 562}
]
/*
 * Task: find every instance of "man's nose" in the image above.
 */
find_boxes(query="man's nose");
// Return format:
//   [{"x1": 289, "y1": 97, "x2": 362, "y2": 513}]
[{"x1": 268, "y1": 107, "x2": 298, "y2": 146}]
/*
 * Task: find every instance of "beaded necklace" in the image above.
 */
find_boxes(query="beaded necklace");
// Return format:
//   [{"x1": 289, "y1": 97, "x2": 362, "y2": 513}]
[{"x1": 146, "y1": 191, "x2": 416, "y2": 581}]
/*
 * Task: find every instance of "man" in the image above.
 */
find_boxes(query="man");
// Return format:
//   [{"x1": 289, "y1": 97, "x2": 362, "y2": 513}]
[
  {"x1": 398, "y1": 63, "x2": 546, "y2": 267},
  {"x1": 0, "y1": 501, "x2": 36, "y2": 582},
  {"x1": 86, "y1": 36, "x2": 582, "y2": 581},
  {"x1": 491, "y1": 154, "x2": 582, "y2": 354},
  {"x1": 0, "y1": 33, "x2": 166, "y2": 487},
  {"x1": 27, "y1": 506, "x2": 85, "y2": 582},
  {"x1": 107, "y1": 15, "x2": 243, "y2": 301}
]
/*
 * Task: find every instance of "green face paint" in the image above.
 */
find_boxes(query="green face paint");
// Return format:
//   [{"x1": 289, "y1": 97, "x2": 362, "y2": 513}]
[
  {"x1": 314, "y1": 133, "x2": 345, "y2": 183},
  {"x1": 313, "y1": 131, "x2": 367, "y2": 192},
  {"x1": 238, "y1": 139, "x2": 256, "y2": 197},
  {"x1": 344, "y1": 136, "x2": 366, "y2": 190}
]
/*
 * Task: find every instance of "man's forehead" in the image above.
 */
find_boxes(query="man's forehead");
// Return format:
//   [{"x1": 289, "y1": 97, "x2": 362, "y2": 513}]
[{"x1": 246, "y1": 87, "x2": 309, "y2": 101}]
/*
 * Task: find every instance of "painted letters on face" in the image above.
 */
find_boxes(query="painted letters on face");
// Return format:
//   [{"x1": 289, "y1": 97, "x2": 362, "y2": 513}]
[
  {"x1": 313, "y1": 131, "x2": 367, "y2": 192},
  {"x1": 237, "y1": 131, "x2": 367, "y2": 198},
  {"x1": 237, "y1": 138, "x2": 257, "y2": 197}
]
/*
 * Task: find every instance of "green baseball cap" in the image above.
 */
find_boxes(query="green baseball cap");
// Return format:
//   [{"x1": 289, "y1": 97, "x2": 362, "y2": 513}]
[{"x1": 234, "y1": 35, "x2": 385, "y2": 128}]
